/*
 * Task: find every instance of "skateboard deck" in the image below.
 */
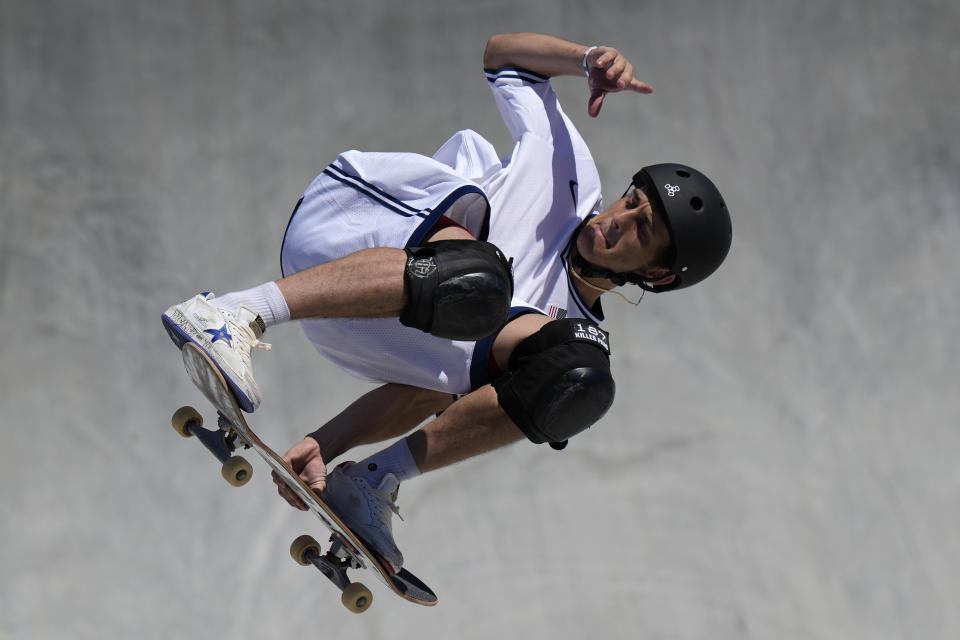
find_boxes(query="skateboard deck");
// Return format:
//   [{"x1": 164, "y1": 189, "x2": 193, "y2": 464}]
[{"x1": 171, "y1": 342, "x2": 437, "y2": 612}]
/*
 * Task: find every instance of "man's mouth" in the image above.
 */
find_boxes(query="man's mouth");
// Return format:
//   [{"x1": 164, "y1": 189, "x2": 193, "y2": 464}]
[{"x1": 595, "y1": 224, "x2": 610, "y2": 248}]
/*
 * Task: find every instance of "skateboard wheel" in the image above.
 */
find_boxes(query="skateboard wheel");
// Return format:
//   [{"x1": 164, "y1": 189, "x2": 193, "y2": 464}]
[
  {"x1": 221, "y1": 456, "x2": 253, "y2": 486},
  {"x1": 290, "y1": 534, "x2": 321, "y2": 566},
  {"x1": 171, "y1": 406, "x2": 202, "y2": 438},
  {"x1": 342, "y1": 582, "x2": 373, "y2": 613}
]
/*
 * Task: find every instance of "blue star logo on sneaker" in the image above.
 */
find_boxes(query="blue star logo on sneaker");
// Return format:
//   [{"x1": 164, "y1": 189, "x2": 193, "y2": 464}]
[{"x1": 205, "y1": 324, "x2": 233, "y2": 346}]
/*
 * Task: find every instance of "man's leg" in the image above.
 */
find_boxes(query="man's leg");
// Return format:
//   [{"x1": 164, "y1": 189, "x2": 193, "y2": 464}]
[
  {"x1": 161, "y1": 246, "x2": 409, "y2": 411},
  {"x1": 301, "y1": 385, "x2": 523, "y2": 575},
  {"x1": 215, "y1": 225, "x2": 473, "y2": 328},
  {"x1": 324, "y1": 385, "x2": 522, "y2": 490},
  {"x1": 215, "y1": 248, "x2": 406, "y2": 325},
  {"x1": 322, "y1": 313, "x2": 547, "y2": 488},
  {"x1": 308, "y1": 311, "x2": 614, "y2": 571},
  {"x1": 276, "y1": 224, "x2": 478, "y2": 320},
  {"x1": 278, "y1": 247, "x2": 408, "y2": 320},
  {"x1": 282, "y1": 383, "x2": 522, "y2": 506},
  {"x1": 164, "y1": 223, "x2": 511, "y2": 412},
  {"x1": 277, "y1": 319, "x2": 541, "y2": 573},
  {"x1": 275, "y1": 314, "x2": 536, "y2": 574},
  {"x1": 405, "y1": 385, "x2": 524, "y2": 472},
  {"x1": 294, "y1": 313, "x2": 547, "y2": 495}
]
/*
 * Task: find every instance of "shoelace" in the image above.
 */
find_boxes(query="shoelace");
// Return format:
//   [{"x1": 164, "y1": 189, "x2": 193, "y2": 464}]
[
  {"x1": 354, "y1": 477, "x2": 404, "y2": 524},
  {"x1": 372, "y1": 485, "x2": 404, "y2": 523},
  {"x1": 228, "y1": 317, "x2": 272, "y2": 368}
]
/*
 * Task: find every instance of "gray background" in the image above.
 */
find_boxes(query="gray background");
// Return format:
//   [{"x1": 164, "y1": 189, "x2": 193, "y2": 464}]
[{"x1": 2, "y1": 1, "x2": 958, "y2": 638}]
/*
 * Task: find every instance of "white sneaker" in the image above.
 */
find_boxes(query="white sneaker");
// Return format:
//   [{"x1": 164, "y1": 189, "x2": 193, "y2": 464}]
[
  {"x1": 322, "y1": 463, "x2": 404, "y2": 575},
  {"x1": 162, "y1": 293, "x2": 270, "y2": 412}
]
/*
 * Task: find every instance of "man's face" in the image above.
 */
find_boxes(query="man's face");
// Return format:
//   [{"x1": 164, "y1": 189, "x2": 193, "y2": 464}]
[{"x1": 576, "y1": 185, "x2": 674, "y2": 280}]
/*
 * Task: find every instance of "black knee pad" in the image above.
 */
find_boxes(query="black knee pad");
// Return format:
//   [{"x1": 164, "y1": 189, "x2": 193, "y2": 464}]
[
  {"x1": 493, "y1": 318, "x2": 615, "y2": 447},
  {"x1": 400, "y1": 240, "x2": 513, "y2": 340}
]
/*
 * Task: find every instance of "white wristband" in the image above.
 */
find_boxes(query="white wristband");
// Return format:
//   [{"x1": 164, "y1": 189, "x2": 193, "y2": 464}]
[{"x1": 581, "y1": 45, "x2": 599, "y2": 76}]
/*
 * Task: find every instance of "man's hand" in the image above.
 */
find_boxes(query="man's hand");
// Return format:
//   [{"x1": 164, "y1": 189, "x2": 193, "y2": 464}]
[
  {"x1": 273, "y1": 436, "x2": 327, "y2": 511},
  {"x1": 585, "y1": 46, "x2": 653, "y2": 118}
]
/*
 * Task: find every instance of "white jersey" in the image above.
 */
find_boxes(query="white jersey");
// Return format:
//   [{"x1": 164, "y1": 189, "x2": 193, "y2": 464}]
[{"x1": 280, "y1": 66, "x2": 605, "y2": 394}]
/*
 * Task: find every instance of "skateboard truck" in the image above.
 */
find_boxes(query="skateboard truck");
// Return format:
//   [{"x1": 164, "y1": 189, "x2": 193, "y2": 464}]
[
  {"x1": 171, "y1": 406, "x2": 253, "y2": 486},
  {"x1": 290, "y1": 534, "x2": 374, "y2": 613}
]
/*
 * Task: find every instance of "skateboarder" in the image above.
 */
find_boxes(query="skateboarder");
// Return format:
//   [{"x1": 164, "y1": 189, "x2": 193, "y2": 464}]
[{"x1": 162, "y1": 32, "x2": 732, "y2": 575}]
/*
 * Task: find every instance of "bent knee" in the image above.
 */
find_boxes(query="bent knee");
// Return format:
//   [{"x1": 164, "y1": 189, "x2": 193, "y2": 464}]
[{"x1": 400, "y1": 240, "x2": 513, "y2": 340}]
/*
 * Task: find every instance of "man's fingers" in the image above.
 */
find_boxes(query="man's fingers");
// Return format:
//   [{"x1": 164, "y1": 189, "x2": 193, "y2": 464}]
[
  {"x1": 285, "y1": 485, "x2": 308, "y2": 510},
  {"x1": 629, "y1": 77, "x2": 653, "y2": 94},
  {"x1": 272, "y1": 437, "x2": 327, "y2": 511},
  {"x1": 588, "y1": 89, "x2": 606, "y2": 118},
  {"x1": 301, "y1": 458, "x2": 327, "y2": 491},
  {"x1": 278, "y1": 482, "x2": 306, "y2": 509},
  {"x1": 605, "y1": 57, "x2": 627, "y2": 82},
  {"x1": 272, "y1": 470, "x2": 309, "y2": 510},
  {"x1": 617, "y1": 62, "x2": 636, "y2": 89}
]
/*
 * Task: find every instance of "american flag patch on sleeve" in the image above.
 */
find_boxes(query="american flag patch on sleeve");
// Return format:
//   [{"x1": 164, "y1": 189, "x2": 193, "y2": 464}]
[{"x1": 548, "y1": 305, "x2": 567, "y2": 320}]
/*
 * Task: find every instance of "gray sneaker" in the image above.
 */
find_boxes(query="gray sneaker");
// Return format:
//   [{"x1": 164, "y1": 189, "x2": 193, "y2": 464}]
[{"x1": 322, "y1": 463, "x2": 404, "y2": 575}]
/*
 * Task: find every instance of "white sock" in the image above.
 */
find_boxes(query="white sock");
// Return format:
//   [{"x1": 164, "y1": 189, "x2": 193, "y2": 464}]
[
  {"x1": 349, "y1": 439, "x2": 422, "y2": 487},
  {"x1": 214, "y1": 282, "x2": 291, "y2": 328}
]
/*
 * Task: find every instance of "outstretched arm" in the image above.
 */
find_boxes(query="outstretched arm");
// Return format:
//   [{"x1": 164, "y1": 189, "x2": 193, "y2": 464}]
[{"x1": 483, "y1": 32, "x2": 652, "y2": 117}]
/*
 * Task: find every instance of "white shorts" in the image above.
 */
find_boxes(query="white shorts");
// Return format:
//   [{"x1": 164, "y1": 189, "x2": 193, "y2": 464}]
[{"x1": 278, "y1": 160, "x2": 491, "y2": 394}]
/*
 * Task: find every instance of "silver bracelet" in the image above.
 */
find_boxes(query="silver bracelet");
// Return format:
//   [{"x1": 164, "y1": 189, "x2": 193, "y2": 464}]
[{"x1": 581, "y1": 45, "x2": 599, "y2": 76}]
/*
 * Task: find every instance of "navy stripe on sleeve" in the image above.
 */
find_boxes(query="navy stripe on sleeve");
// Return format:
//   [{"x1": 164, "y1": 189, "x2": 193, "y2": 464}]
[{"x1": 484, "y1": 66, "x2": 549, "y2": 84}]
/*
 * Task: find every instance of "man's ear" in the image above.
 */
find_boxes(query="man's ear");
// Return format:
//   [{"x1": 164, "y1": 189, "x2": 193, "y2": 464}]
[{"x1": 641, "y1": 268, "x2": 676, "y2": 287}]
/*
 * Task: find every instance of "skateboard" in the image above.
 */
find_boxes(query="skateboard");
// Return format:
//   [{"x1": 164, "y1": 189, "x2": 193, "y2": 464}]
[{"x1": 170, "y1": 342, "x2": 437, "y2": 613}]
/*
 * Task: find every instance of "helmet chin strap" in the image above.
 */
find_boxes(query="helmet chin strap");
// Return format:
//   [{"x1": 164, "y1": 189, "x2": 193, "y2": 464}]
[
  {"x1": 569, "y1": 255, "x2": 645, "y2": 306},
  {"x1": 568, "y1": 220, "x2": 648, "y2": 305}
]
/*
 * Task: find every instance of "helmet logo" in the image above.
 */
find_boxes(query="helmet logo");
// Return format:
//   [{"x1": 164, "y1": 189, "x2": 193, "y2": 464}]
[{"x1": 664, "y1": 184, "x2": 680, "y2": 197}]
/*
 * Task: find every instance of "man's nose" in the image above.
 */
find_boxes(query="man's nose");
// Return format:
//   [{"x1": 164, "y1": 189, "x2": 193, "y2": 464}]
[{"x1": 615, "y1": 209, "x2": 637, "y2": 230}]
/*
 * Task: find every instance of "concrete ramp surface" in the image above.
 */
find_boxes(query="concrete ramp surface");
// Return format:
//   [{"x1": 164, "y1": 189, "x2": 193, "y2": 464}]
[{"x1": 2, "y1": 2, "x2": 958, "y2": 638}]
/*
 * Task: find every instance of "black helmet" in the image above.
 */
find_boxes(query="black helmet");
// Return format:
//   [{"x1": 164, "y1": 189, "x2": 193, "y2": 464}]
[{"x1": 632, "y1": 163, "x2": 732, "y2": 292}]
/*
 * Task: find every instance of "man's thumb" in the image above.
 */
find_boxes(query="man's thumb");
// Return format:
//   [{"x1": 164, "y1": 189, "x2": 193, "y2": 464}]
[{"x1": 588, "y1": 89, "x2": 605, "y2": 118}]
